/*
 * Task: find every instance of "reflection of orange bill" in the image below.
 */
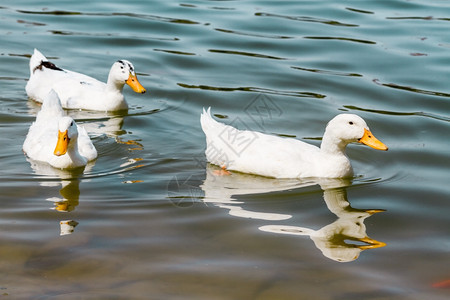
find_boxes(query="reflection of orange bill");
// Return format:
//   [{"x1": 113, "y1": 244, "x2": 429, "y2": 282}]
[
  {"x1": 126, "y1": 73, "x2": 146, "y2": 93},
  {"x1": 432, "y1": 279, "x2": 450, "y2": 288},
  {"x1": 54, "y1": 130, "x2": 69, "y2": 156},
  {"x1": 359, "y1": 128, "x2": 388, "y2": 151},
  {"x1": 358, "y1": 237, "x2": 387, "y2": 250},
  {"x1": 55, "y1": 202, "x2": 69, "y2": 212}
]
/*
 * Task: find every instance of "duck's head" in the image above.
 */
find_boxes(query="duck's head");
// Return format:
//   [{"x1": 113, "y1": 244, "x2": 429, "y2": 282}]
[
  {"x1": 325, "y1": 114, "x2": 388, "y2": 151},
  {"x1": 109, "y1": 60, "x2": 146, "y2": 93},
  {"x1": 54, "y1": 117, "x2": 78, "y2": 156}
]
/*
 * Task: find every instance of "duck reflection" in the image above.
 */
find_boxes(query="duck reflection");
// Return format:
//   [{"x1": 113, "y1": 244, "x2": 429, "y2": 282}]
[
  {"x1": 26, "y1": 159, "x2": 87, "y2": 235},
  {"x1": 200, "y1": 166, "x2": 299, "y2": 220},
  {"x1": 59, "y1": 220, "x2": 79, "y2": 236},
  {"x1": 201, "y1": 165, "x2": 386, "y2": 262},
  {"x1": 46, "y1": 177, "x2": 80, "y2": 213},
  {"x1": 259, "y1": 187, "x2": 386, "y2": 262}
]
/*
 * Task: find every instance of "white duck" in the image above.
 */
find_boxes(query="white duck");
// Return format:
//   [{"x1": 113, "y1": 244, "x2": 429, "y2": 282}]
[
  {"x1": 25, "y1": 49, "x2": 146, "y2": 111},
  {"x1": 200, "y1": 108, "x2": 388, "y2": 178},
  {"x1": 23, "y1": 90, "x2": 97, "y2": 169}
]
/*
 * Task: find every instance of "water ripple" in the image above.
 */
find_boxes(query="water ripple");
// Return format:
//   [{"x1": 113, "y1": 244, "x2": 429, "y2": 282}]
[
  {"x1": 304, "y1": 36, "x2": 376, "y2": 45},
  {"x1": 154, "y1": 49, "x2": 196, "y2": 56},
  {"x1": 17, "y1": 9, "x2": 201, "y2": 25},
  {"x1": 208, "y1": 49, "x2": 287, "y2": 60},
  {"x1": 255, "y1": 12, "x2": 358, "y2": 27},
  {"x1": 214, "y1": 28, "x2": 293, "y2": 40},
  {"x1": 386, "y1": 16, "x2": 450, "y2": 22},
  {"x1": 177, "y1": 83, "x2": 326, "y2": 98},
  {"x1": 17, "y1": 9, "x2": 81, "y2": 16},
  {"x1": 291, "y1": 66, "x2": 363, "y2": 77},
  {"x1": 345, "y1": 7, "x2": 374, "y2": 15},
  {"x1": 17, "y1": 19, "x2": 46, "y2": 26},
  {"x1": 108, "y1": 12, "x2": 200, "y2": 25},
  {"x1": 0, "y1": 76, "x2": 27, "y2": 81},
  {"x1": 343, "y1": 105, "x2": 450, "y2": 122},
  {"x1": 49, "y1": 30, "x2": 178, "y2": 41},
  {"x1": 373, "y1": 79, "x2": 450, "y2": 98}
]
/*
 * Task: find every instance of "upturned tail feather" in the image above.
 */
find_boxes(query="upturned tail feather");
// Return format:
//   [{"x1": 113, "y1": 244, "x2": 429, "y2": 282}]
[{"x1": 29, "y1": 49, "x2": 47, "y2": 74}]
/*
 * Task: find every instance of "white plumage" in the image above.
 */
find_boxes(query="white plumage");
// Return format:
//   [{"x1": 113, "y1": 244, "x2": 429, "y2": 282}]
[
  {"x1": 25, "y1": 49, "x2": 146, "y2": 111},
  {"x1": 23, "y1": 90, "x2": 97, "y2": 169},
  {"x1": 200, "y1": 107, "x2": 387, "y2": 178}
]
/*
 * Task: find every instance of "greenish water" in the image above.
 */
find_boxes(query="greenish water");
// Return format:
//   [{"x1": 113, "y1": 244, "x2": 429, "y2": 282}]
[{"x1": 0, "y1": 0, "x2": 449, "y2": 299}]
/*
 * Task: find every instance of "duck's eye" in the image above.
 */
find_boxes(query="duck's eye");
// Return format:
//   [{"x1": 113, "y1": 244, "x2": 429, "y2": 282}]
[
  {"x1": 120, "y1": 66, "x2": 124, "y2": 69},
  {"x1": 349, "y1": 121, "x2": 354, "y2": 125},
  {"x1": 70, "y1": 121, "x2": 74, "y2": 126}
]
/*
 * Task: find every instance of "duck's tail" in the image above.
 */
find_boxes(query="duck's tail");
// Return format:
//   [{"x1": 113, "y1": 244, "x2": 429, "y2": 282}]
[
  {"x1": 29, "y1": 49, "x2": 47, "y2": 74},
  {"x1": 29, "y1": 49, "x2": 63, "y2": 75},
  {"x1": 200, "y1": 107, "x2": 228, "y2": 136},
  {"x1": 200, "y1": 107, "x2": 212, "y2": 133}
]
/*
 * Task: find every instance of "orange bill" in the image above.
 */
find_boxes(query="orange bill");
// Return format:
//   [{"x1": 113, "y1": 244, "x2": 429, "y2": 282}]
[
  {"x1": 358, "y1": 128, "x2": 388, "y2": 151},
  {"x1": 54, "y1": 130, "x2": 69, "y2": 156},
  {"x1": 126, "y1": 73, "x2": 146, "y2": 94}
]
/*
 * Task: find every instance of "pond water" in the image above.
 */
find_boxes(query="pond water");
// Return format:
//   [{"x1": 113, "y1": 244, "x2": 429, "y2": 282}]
[{"x1": 0, "y1": 0, "x2": 449, "y2": 299}]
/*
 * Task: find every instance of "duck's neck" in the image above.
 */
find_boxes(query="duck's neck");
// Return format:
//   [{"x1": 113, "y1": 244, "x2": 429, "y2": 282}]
[
  {"x1": 320, "y1": 133, "x2": 348, "y2": 155},
  {"x1": 104, "y1": 74, "x2": 128, "y2": 110},
  {"x1": 67, "y1": 139, "x2": 85, "y2": 166},
  {"x1": 106, "y1": 73, "x2": 125, "y2": 94}
]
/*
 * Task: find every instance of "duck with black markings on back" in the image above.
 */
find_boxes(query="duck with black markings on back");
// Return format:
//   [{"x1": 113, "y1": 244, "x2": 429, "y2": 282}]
[{"x1": 25, "y1": 49, "x2": 146, "y2": 111}]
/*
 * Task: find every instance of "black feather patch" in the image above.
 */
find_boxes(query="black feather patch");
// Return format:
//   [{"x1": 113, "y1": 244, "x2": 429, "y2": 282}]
[
  {"x1": 33, "y1": 61, "x2": 64, "y2": 73},
  {"x1": 116, "y1": 60, "x2": 134, "y2": 73}
]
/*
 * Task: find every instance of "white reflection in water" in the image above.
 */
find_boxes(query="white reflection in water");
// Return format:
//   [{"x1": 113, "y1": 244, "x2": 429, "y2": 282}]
[
  {"x1": 201, "y1": 165, "x2": 385, "y2": 262},
  {"x1": 201, "y1": 166, "x2": 298, "y2": 220},
  {"x1": 59, "y1": 220, "x2": 79, "y2": 236},
  {"x1": 81, "y1": 116, "x2": 125, "y2": 138},
  {"x1": 259, "y1": 188, "x2": 386, "y2": 263},
  {"x1": 26, "y1": 158, "x2": 89, "y2": 236},
  {"x1": 24, "y1": 100, "x2": 147, "y2": 235}
]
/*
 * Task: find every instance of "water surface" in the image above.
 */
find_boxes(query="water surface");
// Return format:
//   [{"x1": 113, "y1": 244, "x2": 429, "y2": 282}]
[{"x1": 0, "y1": 0, "x2": 449, "y2": 299}]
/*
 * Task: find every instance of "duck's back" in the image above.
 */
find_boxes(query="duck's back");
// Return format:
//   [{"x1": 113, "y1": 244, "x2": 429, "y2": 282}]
[
  {"x1": 26, "y1": 49, "x2": 108, "y2": 109},
  {"x1": 200, "y1": 108, "x2": 320, "y2": 178},
  {"x1": 24, "y1": 90, "x2": 61, "y2": 161},
  {"x1": 27, "y1": 66, "x2": 106, "y2": 105}
]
